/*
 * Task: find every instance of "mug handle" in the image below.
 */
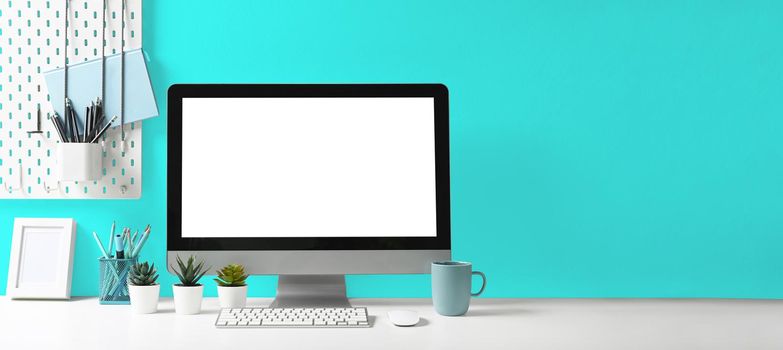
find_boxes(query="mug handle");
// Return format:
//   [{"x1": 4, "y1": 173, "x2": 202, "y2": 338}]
[{"x1": 471, "y1": 271, "x2": 487, "y2": 296}]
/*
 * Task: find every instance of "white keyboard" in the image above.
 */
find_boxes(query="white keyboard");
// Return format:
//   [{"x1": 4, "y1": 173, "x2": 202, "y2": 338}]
[{"x1": 216, "y1": 307, "x2": 371, "y2": 328}]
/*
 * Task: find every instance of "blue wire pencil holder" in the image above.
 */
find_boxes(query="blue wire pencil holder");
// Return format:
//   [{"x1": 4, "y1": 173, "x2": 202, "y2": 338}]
[{"x1": 98, "y1": 257, "x2": 137, "y2": 305}]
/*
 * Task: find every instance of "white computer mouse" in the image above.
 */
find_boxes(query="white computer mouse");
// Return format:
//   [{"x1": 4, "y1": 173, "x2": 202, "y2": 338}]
[{"x1": 388, "y1": 310, "x2": 420, "y2": 327}]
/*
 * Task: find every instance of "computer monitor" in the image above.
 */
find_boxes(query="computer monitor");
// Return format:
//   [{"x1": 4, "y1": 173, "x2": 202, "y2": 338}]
[{"x1": 167, "y1": 84, "x2": 451, "y2": 307}]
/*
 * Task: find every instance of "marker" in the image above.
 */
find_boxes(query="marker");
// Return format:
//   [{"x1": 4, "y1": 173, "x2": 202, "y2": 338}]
[{"x1": 114, "y1": 232, "x2": 125, "y2": 259}]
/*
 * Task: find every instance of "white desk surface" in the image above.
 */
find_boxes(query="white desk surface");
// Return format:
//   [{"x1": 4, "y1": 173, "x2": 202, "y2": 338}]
[{"x1": 1, "y1": 297, "x2": 781, "y2": 350}]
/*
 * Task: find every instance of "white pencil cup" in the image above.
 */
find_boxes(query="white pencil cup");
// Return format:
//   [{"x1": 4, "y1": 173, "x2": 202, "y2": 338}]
[{"x1": 57, "y1": 143, "x2": 102, "y2": 182}]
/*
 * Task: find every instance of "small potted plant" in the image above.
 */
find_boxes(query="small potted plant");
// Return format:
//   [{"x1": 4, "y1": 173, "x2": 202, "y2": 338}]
[
  {"x1": 215, "y1": 264, "x2": 249, "y2": 308},
  {"x1": 128, "y1": 261, "x2": 160, "y2": 314},
  {"x1": 171, "y1": 255, "x2": 209, "y2": 315}
]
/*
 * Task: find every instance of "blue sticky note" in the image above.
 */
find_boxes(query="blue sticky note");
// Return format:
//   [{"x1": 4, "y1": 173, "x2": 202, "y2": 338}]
[{"x1": 43, "y1": 49, "x2": 159, "y2": 127}]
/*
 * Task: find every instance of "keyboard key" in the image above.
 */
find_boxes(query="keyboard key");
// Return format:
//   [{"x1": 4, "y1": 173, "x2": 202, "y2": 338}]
[{"x1": 264, "y1": 319, "x2": 313, "y2": 326}]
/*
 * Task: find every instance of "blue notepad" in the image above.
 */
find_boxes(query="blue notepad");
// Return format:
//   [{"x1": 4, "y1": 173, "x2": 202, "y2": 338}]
[{"x1": 44, "y1": 49, "x2": 159, "y2": 127}]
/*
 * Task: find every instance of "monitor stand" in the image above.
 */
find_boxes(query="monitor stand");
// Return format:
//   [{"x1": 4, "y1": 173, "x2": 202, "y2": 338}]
[{"x1": 270, "y1": 275, "x2": 352, "y2": 308}]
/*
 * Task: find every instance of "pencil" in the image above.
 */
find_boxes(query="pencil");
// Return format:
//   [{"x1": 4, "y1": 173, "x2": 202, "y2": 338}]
[
  {"x1": 108, "y1": 221, "x2": 115, "y2": 258},
  {"x1": 92, "y1": 232, "x2": 109, "y2": 259},
  {"x1": 90, "y1": 115, "x2": 118, "y2": 143}
]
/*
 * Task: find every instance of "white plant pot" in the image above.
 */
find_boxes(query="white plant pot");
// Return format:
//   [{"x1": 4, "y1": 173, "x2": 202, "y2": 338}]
[
  {"x1": 173, "y1": 284, "x2": 204, "y2": 315},
  {"x1": 128, "y1": 284, "x2": 160, "y2": 314},
  {"x1": 217, "y1": 285, "x2": 248, "y2": 309}
]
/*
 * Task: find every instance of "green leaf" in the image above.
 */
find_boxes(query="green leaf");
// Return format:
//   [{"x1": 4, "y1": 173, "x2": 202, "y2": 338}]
[{"x1": 170, "y1": 265, "x2": 186, "y2": 284}]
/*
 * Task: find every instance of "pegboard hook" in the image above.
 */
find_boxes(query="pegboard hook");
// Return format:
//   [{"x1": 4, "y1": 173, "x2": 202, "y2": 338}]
[
  {"x1": 43, "y1": 181, "x2": 61, "y2": 194},
  {"x1": 26, "y1": 107, "x2": 45, "y2": 136},
  {"x1": 3, "y1": 164, "x2": 23, "y2": 193},
  {"x1": 3, "y1": 181, "x2": 22, "y2": 193}
]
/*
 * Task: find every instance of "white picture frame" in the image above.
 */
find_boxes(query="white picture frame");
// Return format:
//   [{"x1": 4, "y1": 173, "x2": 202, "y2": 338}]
[{"x1": 6, "y1": 218, "x2": 76, "y2": 299}]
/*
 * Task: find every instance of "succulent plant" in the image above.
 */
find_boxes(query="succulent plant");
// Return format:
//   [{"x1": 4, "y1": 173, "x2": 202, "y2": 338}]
[
  {"x1": 214, "y1": 264, "x2": 249, "y2": 287},
  {"x1": 129, "y1": 261, "x2": 159, "y2": 286},
  {"x1": 171, "y1": 255, "x2": 209, "y2": 286}
]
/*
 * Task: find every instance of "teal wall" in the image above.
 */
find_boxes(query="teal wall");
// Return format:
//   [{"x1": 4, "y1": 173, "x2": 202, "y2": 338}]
[{"x1": 2, "y1": 0, "x2": 782, "y2": 298}]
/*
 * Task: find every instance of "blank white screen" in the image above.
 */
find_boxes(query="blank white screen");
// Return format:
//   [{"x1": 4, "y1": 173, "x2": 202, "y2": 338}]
[{"x1": 181, "y1": 97, "x2": 437, "y2": 238}]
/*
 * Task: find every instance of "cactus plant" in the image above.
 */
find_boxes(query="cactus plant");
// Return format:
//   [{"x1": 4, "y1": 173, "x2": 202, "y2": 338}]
[
  {"x1": 171, "y1": 255, "x2": 209, "y2": 286},
  {"x1": 214, "y1": 264, "x2": 248, "y2": 287},
  {"x1": 128, "y1": 261, "x2": 159, "y2": 286}
]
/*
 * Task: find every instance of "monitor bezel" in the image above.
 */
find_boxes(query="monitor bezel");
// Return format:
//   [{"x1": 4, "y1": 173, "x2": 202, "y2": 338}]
[{"x1": 167, "y1": 84, "x2": 451, "y2": 251}]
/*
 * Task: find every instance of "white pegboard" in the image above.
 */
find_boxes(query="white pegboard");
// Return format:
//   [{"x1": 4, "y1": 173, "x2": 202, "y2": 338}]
[{"x1": 0, "y1": 0, "x2": 144, "y2": 198}]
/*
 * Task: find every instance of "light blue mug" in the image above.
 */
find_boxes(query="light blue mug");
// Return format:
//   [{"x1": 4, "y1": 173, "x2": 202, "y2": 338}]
[{"x1": 431, "y1": 261, "x2": 487, "y2": 316}]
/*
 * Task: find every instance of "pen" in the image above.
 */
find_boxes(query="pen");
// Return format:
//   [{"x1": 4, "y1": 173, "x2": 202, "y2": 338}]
[
  {"x1": 86, "y1": 104, "x2": 91, "y2": 141},
  {"x1": 66, "y1": 99, "x2": 77, "y2": 142},
  {"x1": 93, "y1": 98, "x2": 104, "y2": 133},
  {"x1": 71, "y1": 106, "x2": 80, "y2": 142},
  {"x1": 114, "y1": 232, "x2": 125, "y2": 259},
  {"x1": 91, "y1": 100, "x2": 96, "y2": 136},
  {"x1": 68, "y1": 105, "x2": 75, "y2": 142},
  {"x1": 49, "y1": 113, "x2": 66, "y2": 142},
  {"x1": 90, "y1": 100, "x2": 95, "y2": 136},
  {"x1": 64, "y1": 102, "x2": 71, "y2": 142},
  {"x1": 81, "y1": 107, "x2": 91, "y2": 142},
  {"x1": 96, "y1": 98, "x2": 102, "y2": 128}
]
